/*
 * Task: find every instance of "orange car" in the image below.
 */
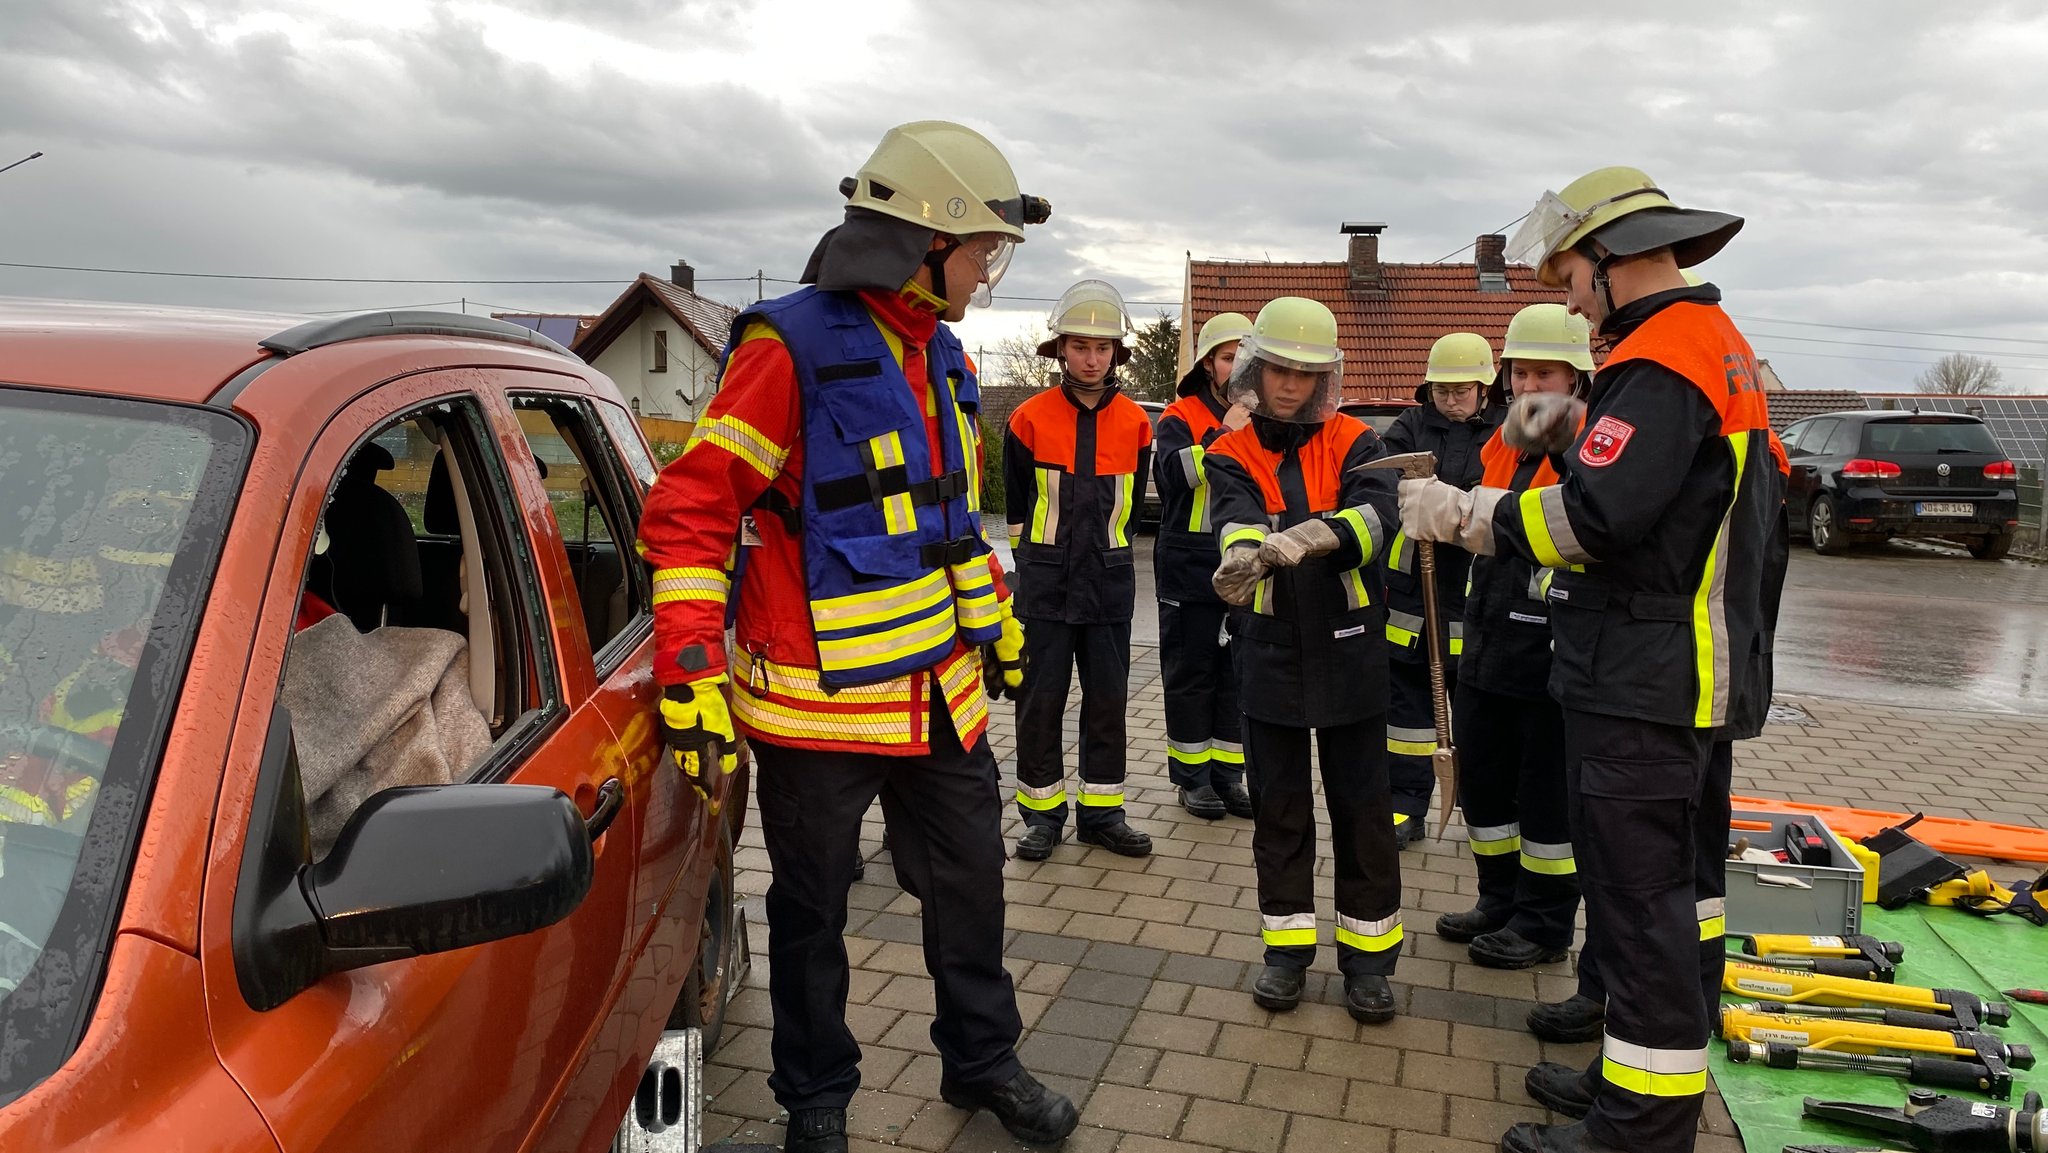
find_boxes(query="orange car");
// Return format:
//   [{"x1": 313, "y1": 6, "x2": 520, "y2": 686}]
[{"x1": 0, "y1": 301, "x2": 743, "y2": 1151}]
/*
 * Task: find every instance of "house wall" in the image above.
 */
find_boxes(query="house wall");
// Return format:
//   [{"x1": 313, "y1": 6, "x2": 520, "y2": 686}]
[{"x1": 588, "y1": 302, "x2": 720, "y2": 423}]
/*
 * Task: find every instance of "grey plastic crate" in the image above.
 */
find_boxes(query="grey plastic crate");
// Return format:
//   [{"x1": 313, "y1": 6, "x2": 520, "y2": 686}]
[{"x1": 1723, "y1": 808, "x2": 1865, "y2": 937}]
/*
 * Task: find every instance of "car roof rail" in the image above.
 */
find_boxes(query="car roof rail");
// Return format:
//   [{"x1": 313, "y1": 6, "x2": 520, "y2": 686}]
[{"x1": 259, "y1": 310, "x2": 576, "y2": 358}]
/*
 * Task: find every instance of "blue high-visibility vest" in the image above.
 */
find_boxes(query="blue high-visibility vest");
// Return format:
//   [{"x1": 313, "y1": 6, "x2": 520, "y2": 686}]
[{"x1": 723, "y1": 287, "x2": 1001, "y2": 687}]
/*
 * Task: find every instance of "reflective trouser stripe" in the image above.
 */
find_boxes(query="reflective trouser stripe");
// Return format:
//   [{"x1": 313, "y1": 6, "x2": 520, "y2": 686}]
[
  {"x1": 1016, "y1": 782, "x2": 1066, "y2": 811},
  {"x1": 1387, "y1": 724, "x2": 1435, "y2": 757},
  {"x1": 1335, "y1": 912, "x2": 1404, "y2": 953},
  {"x1": 1467, "y1": 822, "x2": 1522, "y2": 857},
  {"x1": 1697, "y1": 897, "x2": 1726, "y2": 941},
  {"x1": 1168, "y1": 740, "x2": 1210, "y2": 765},
  {"x1": 1519, "y1": 840, "x2": 1578, "y2": 876},
  {"x1": 1262, "y1": 912, "x2": 1317, "y2": 947},
  {"x1": 1209, "y1": 738, "x2": 1244, "y2": 765},
  {"x1": 1078, "y1": 782, "x2": 1124, "y2": 807},
  {"x1": 1602, "y1": 1035, "x2": 1709, "y2": 1098}
]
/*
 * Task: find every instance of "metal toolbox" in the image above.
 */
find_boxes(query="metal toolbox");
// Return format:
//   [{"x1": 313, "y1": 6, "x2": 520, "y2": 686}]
[{"x1": 1723, "y1": 808, "x2": 1865, "y2": 937}]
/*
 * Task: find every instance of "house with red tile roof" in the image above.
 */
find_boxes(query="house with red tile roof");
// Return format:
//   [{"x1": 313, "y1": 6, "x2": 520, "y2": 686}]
[
  {"x1": 574, "y1": 261, "x2": 738, "y2": 424},
  {"x1": 1180, "y1": 225, "x2": 1567, "y2": 402}
]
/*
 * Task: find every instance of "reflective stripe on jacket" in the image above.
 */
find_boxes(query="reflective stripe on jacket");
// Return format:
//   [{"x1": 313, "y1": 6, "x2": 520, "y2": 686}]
[
  {"x1": 1153, "y1": 384, "x2": 1232, "y2": 604},
  {"x1": 1380, "y1": 402, "x2": 1501, "y2": 663},
  {"x1": 1005, "y1": 386, "x2": 1153, "y2": 623}
]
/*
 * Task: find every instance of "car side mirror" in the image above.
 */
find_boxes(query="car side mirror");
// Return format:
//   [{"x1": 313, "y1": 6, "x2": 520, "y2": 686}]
[{"x1": 234, "y1": 704, "x2": 594, "y2": 1011}]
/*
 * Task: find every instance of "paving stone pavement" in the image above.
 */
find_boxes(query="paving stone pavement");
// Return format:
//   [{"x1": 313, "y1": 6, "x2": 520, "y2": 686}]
[{"x1": 702, "y1": 640, "x2": 2048, "y2": 1152}]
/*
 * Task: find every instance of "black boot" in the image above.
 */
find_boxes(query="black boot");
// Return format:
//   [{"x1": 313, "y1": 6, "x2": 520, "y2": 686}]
[
  {"x1": 1435, "y1": 906, "x2": 1507, "y2": 944},
  {"x1": 1217, "y1": 780, "x2": 1254, "y2": 818},
  {"x1": 1469, "y1": 928, "x2": 1571, "y2": 970},
  {"x1": 940, "y1": 1069, "x2": 1079, "y2": 1145},
  {"x1": 1523, "y1": 1062, "x2": 1593, "y2": 1119},
  {"x1": 1394, "y1": 813, "x2": 1426, "y2": 848},
  {"x1": 1077, "y1": 819, "x2": 1152, "y2": 857},
  {"x1": 1014, "y1": 824, "x2": 1061, "y2": 861},
  {"x1": 1179, "y1": 784, "x2": 1227, "y2": 820},
  {"x1": 1498, "y1": 1121, "x2": 1623, "y2": 1153},
  {"x1": 784, "y1": 1107, "x2": 848, "y2": 1153},
  {"x1": 1343, "y1": 974, "x2": 1396, "y2": 1024},
  {"x1": 1526, "y1": 993, "x2": 1605, "y2": 1044},
  {"x1": 1251, "y1": 965, "x2": 1305, "y2": 1011}
]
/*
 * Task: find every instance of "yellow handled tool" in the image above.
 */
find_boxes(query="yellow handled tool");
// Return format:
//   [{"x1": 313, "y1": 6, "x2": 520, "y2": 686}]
[
  {"x1": 1720, "y1": 1005, "x2": 2033, "y2": 1067},
  {"x1": 1722, "y1": 960, "x2": 2013, "y2": 1030}
]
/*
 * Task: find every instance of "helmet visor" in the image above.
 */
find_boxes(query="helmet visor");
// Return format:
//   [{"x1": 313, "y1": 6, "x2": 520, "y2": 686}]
[
  {"x1": 1227, "y1": 340, "x2": 1343, "y2": 424},
  {"x1": 964, "y1": 234, "x2": 1016, "y2": 309},
  {"x1": 1505, "y1": 191, "x2": 1583, "y2": 269}
]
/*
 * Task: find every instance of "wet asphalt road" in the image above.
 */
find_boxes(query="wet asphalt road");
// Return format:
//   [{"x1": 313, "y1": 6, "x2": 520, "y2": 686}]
[{"x1": 997, "y1": 518, "x2": 2048, "y2": 716}]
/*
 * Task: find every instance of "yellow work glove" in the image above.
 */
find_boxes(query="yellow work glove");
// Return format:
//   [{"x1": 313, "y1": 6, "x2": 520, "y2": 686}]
[
  {"x1": 1211, "y1": 545, "x2": 1267, "y2": 606},
  {"x1": 1503, "y1": 392, "x2": 1586, "y2": 455},
  {"x1": 660, "y1": 676, "x2": 738, "y2": 807},
  {"x1": 1255, "y1": 518, "x2": 1341, "y2": 568},
  {"x1": 981, "y1": 607, "x2": 1027, "y2": 701}
]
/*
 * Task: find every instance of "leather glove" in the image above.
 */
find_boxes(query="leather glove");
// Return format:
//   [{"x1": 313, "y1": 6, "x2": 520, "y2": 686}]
[
  {"x1": 1400, "y1": 478, "x2": 1507, "y2": 555},
  {"x1": 1255, "y1": 518, "x2": 1341, "y2": 568},
  {"x1": 660, "y1": 676, "x2": 738, "y2": 809},
  {"x1": 981, "y1": 608, "x2": 1027, "y2": 701},
  {"x1": 1211, "y1": 545, "x2": 1267, "y2": 606},
  {"x1": 1503, "y1": 392, "x2": 1586, "y2": 455}
]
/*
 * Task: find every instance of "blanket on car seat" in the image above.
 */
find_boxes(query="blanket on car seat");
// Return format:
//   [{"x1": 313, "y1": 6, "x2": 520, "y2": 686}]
[{"x1": 282, "y1": 615, "x2": 494, "y2": 852}]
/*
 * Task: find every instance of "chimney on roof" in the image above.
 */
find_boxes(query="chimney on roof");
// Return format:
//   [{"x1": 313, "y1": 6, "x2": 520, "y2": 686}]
[
  {"x1": 1341, "y1": 222, "x2": 1386, "y2": 296},
  {"x1": 1474, "y1": 233, "x2": 1509, "y2": 293},
  {"x1": 670, "y1": 259, "x2": 696, "y2": 292}
]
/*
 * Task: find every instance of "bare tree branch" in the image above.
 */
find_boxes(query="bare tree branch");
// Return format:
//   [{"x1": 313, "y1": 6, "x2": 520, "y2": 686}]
[{"x1": 1915, "y1": 352, "x2": 2006, "y2": 394}]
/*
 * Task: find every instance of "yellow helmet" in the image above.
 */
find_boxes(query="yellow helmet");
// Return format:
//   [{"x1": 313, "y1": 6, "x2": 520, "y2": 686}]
[
  {"x1": 1424, "y1": 332, "x2": 1496, "y2": 384},
  {"x1": 1195, "y1": 312, "x2": 1255, "y2": 363},
  {"x1": 1226, "y1": 297, "x2": 1344, "y2": 423},
  {"x1": 1036, "y1": 280, "x2": 1133, "y2": 363},
  {"x1": 1506, "y1": 166, "x2": 1743, "y2": 288},
  {"x1": 841, "y1": 121, "x2": 1047, "y2": 241},
  {"x1": 1500, "y1": 304, "x2": 1594, "y2": 373}
]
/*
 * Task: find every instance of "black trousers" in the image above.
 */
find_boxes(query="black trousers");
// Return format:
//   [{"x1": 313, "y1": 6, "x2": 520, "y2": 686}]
[
  {"x1": 1561, "y1": 708, "x2": 1716, "y2": 1153},
  {"x1": 1387, "y1": 657, "x2": 1453, "y2": 831},
  {"x1": 1454, "y1": 685, "x2": 1580, "y2": 951},
  {"x1": 752, "y1": 709, "x2": 1023, "y2": 1112},
  {"x1": 1244, "y1": 717, "x2": 1404, "y2": 978},
  {"x1": 1158, "y1": 599, "x2": 1243, "y2": 791},
  {"x1": 1014, "y1": 618, "x2": 1131, "y2": 831}
]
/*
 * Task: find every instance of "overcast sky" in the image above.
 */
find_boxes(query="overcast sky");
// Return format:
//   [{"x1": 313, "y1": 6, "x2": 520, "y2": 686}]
[{"x1": 7, "y1": 0, "x2": 2048, "y2": 391}]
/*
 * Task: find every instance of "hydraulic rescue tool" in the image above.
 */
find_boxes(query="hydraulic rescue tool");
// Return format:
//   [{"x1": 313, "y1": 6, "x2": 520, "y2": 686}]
[
  {"x1": 1730, "y1": 950, "x2": 1889, "y2": 981},
  {"x1": 1735, "y1": 933, "x2": 1906, "y2": 981},
  {"x1": 1742, "y1": 1003, "x2": 2026, "y2": 1036},
  {"x1": 1724, "y1": 960, "x2": 2014, "y2": 1030},
  {"x1": 1720, "y1": 1005, "x2": 2032, "y2": 1098},
  {"x1": 1353, "y1": 450, "x2": 1456, "y2": 836},
  {"x1": 1795, "y1": 1088, "x2": 2047, "y2": 1153}
]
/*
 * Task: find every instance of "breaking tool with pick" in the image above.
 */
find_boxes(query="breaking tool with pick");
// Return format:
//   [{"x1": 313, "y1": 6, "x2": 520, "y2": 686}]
[{"x1": 1352, "y1": 450, "x2": 1456, "y2": 837}]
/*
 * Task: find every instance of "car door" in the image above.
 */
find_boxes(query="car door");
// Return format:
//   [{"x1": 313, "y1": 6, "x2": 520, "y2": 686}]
[
  {"x1": 1787, "y1": 418, "x2": 1839, "y2": 522},
  {"x1": 201, "y1": 373, "x2": 641, "y2": 1152}
]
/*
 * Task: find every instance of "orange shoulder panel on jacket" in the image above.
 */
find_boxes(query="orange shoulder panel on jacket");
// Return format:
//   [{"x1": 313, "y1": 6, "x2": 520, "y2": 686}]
[
  {"x1": 1164, "y1": 394, "x2": 1222, "y2": 440},
  {"x1": 1009, "y1": 389, "x2": 1078, "y2": 471},
  {"x1": 1603, "y1": 302, "x2": 1771, "y2": 436},
  {"x1": 1095, "y1": 394, "x2": 1154, "y2": 475},
  {"x1": 1209, "y1": 424, "x2": 1284, "y2": 513}
]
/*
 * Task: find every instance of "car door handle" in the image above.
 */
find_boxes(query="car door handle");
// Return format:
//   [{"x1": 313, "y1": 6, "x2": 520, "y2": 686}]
[{"x1": 584, "y1": 777, "x2": 624, "y2": 841}]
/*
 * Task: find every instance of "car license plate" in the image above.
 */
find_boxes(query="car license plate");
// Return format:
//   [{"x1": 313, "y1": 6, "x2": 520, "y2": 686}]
[{"x1": 1916, "y1": 501, "x2": 1973, "y2": 517}]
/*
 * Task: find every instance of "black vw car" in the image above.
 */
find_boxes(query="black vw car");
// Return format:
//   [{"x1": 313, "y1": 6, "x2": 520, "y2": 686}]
[{"x1": 1779, "y1": 409, "x2": 2020, "y2": 559}]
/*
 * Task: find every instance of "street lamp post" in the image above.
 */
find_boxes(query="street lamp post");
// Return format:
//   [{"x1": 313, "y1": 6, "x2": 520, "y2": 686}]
[{"x1": 0, "y1": 152, "x2": 44, "y2": 177}]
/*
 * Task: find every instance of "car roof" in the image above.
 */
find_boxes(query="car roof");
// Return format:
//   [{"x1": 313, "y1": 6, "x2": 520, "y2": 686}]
[
  {"x1": 1796, "y1": 409, "x2": 1985, "y2": 424},
  {"x1": 0, "y1": 298, "x2": 583, "y2": 408}
]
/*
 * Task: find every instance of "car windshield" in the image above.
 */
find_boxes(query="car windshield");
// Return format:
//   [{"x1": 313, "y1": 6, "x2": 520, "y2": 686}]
[
  {"x1": 1862, "y1": 419, "x2": 2000, "y2": 455},
  {"x1": 0, "y1": 387, "x2": 246, "y2": 1102}
]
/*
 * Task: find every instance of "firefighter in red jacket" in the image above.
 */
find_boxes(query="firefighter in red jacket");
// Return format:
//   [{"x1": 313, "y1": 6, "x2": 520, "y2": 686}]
[
  {"x1": 1205, "y1": 297, "x2": 1405, "y2": 1024},
  {"x1": 1005, "y1": 280, "x2": 1155, "y2": 860},
  {"x1": 637, "y1": 121, "x2": 1076, "y2": 1153},
  {"x1": 1401, "y1": 168, "x2": 1772, "y2": 1153},
  {"x1": 1153, "y1": 311, "x2": 1257, "y2": 820}
]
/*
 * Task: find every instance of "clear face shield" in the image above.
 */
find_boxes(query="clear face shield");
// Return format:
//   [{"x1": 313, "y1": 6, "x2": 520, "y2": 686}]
[
  {"x1": 1505, "y1": 186, "x2": 1670, "y2": 270},
  {"x1": 966, "y1": 235, "x2": 1016, "y2": 308},
  {"x1": 1226, "y1": 339, "x2": 1343, "y2": 424}
]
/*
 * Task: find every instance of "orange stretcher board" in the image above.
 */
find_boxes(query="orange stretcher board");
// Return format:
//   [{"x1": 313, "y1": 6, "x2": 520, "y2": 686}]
[{"x1": 1732, "y1": 795, "x2": 2048, "y2": 864}]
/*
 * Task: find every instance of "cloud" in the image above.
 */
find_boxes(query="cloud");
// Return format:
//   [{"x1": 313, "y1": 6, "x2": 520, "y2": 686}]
[{"x1": 5, "y1": 0, "x2": 2048, "y2": 391}]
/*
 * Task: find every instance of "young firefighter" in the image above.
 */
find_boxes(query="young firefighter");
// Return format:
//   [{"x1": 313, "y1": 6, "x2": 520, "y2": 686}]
[
  {"x1": 1205, "y1": 297, "x2": 1405, "y2": 1023},
  {"x1": 1400, "y1": 167, "x2": 1772, "y2": 1153},
  {"x1": 1153, "y1": 311, "x2": 1257, "y2": 820},
  {"x1": 1005, "y1": 280, "x2": 1155, "y2": 860},
  {"x1": 1433, "y1": 305, "x2": 1598, "y2": 985},
  {"x1": 1379, "y1": 332, "x2": 1506, "y2": 845},
  {"x1": 638, "y1": 121, "x2": 1077, "y2": 1153}
]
